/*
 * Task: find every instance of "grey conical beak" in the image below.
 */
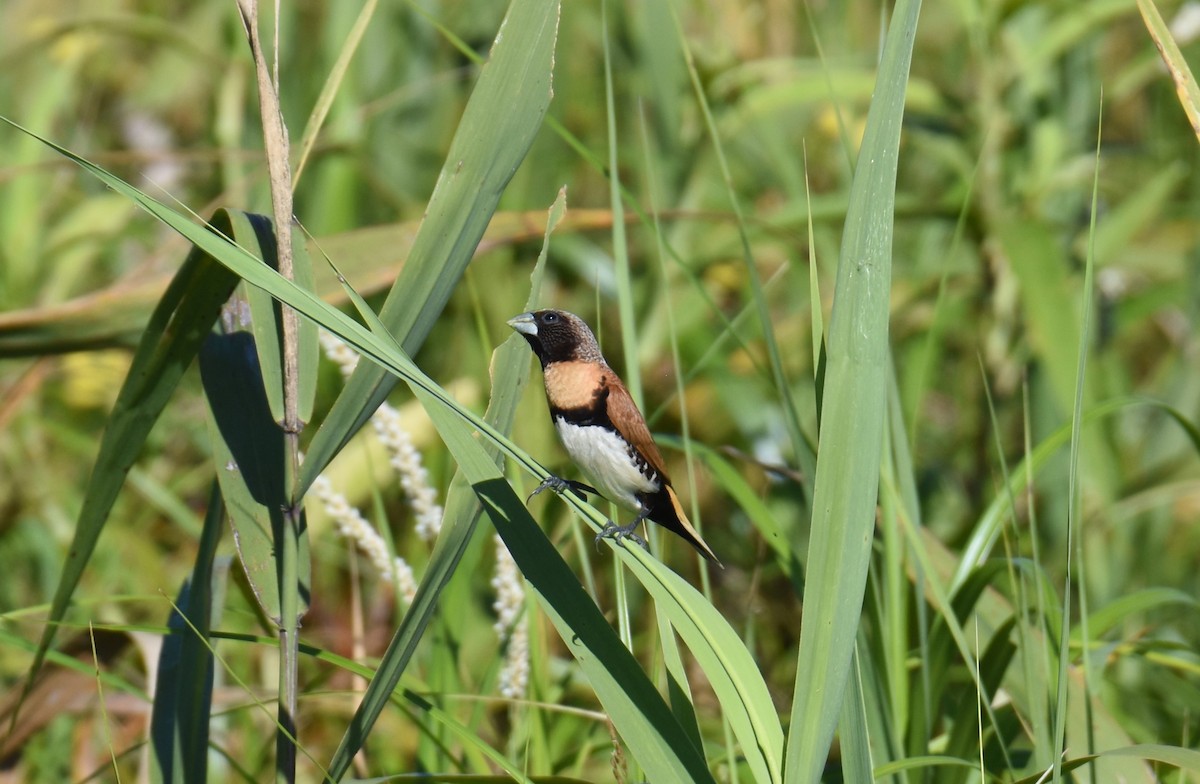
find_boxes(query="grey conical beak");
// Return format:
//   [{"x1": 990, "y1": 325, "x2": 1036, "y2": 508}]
[{"x1": 507, "y1": 312, "x2": 537, "y2": 336}]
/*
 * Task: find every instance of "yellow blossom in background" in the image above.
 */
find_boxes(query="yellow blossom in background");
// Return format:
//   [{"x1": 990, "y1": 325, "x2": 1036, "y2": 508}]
[{"x1": 60, "y1": 349, "x2": 130, "y2": 410}]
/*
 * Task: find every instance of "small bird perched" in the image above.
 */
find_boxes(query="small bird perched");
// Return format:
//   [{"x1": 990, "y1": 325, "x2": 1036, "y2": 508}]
[{"x1": 508, "y1": 309, "x2": 721, "y2": 566}]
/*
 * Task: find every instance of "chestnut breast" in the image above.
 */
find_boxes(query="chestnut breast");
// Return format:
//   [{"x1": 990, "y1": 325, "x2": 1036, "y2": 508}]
[{"x1": 542, "y1": 360, "x2": 607, "y2": 411}]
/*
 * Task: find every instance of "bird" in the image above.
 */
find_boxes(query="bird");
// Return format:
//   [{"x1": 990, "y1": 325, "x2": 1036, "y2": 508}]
[{"x1": 508, "y1": 309, "x2": 721, "y2": 566}]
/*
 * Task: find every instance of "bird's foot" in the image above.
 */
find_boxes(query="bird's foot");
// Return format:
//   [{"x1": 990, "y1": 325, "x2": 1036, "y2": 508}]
[
  {"x1": 595, "y1": 520, "x2": 648, "y2": 552},
  {"x1": 527, "y1": 475, "x2": 598, "y2": 504}
]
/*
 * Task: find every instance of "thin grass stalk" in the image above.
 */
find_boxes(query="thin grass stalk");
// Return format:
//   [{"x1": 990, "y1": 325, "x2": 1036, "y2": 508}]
[
  {"x1": 88, "y1": 623, "x2": 123, "y2": 783},
  {"x1": 1022, "y1": 379, "x2": 1054, "y2": 770},
  {"x1": 601, "y1": 0, "x2": 640, "y2": 407},
  {"x1": 879, "y1": 384, "x2": 907, "y2": 750},
  {"x1": 1052, "y1": 97, "x2": 1103, "y2": 784},
  {"x1": 234, "y1": 2, "x2": 305, "y2": 779}
]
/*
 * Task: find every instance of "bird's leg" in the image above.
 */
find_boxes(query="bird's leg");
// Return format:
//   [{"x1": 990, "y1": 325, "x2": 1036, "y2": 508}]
[
  {"x1": 527, "y1": 475, "x2": 599, "y2": 504},
  {"x1": 595, "y1": 507, "x2": 650, "y2": 551}
]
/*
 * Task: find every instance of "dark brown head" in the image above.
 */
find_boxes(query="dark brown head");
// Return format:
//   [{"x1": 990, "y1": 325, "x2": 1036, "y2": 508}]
[{"x1": 507, "y1": 309, "x2": 603, "y2": 366}]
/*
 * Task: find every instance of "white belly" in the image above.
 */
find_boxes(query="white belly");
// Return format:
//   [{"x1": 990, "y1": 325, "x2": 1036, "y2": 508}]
[{"x1": 554, "y1": 419, "x2": 658, "y2": 511}]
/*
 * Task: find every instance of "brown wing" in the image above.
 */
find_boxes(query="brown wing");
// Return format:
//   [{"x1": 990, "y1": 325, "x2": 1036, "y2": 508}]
[
  {"x1": 603, "y1": 369, "x2": 723, "y2": 566},
  {"x1": 601, "y1": 369, "x2": 671, "y2": 484}
]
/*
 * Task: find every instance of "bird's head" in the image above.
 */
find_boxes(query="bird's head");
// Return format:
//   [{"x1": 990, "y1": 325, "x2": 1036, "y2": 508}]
[{"x1": 507, "y1": 309, "x2": 602, "y2": 365}]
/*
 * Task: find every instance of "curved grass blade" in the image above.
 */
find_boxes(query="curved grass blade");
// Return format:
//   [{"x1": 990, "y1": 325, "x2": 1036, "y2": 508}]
[
  {"x1": 784, "y1": 0, "x2": 921, "y2": 779},
  {"x1": 1010, "y1": 744, "x2": 1200, "y2": 784},
  {"x1": 459, "y1": 478, "x2": 717, "y2": 784}
]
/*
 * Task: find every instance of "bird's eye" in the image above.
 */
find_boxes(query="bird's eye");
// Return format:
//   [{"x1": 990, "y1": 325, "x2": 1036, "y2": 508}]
[{"x1": 542, "y1": 312, "x2": 559, "y2": 324}]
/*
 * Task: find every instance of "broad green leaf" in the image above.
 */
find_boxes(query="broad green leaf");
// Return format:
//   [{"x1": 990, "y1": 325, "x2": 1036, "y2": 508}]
[
  {"x1": 201, "y1": 331, "x2": 311, "y2": 621},
  {"x1": 784, "y1": 0, "x2": 921, "y2": 781}
]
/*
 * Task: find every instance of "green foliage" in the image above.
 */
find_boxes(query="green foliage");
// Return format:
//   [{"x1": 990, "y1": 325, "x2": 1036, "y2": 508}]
[{"x1": 2, "y1": 0, "x2": 1200, "y2": 782}]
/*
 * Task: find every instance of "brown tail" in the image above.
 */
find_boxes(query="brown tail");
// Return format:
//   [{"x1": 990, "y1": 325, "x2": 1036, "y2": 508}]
[{"x1": 648, "y1": 485, "x2": 723, "y2": 567}]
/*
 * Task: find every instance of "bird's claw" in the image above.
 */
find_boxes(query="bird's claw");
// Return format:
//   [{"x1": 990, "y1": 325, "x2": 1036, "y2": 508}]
[
  {"x1": 594, "y1": 520, "x2": 648, "y2": 552},
  {"x1": 527, "y1": 475, "x2": 598, "y2": 504},
  {"x1": 527, "y1": 475, "x2": 569, "y2": 503}
]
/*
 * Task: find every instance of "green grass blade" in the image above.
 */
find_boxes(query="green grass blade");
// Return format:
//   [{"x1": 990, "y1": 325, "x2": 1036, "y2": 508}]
[
  {"x1": 1052, "y1": 97, "x2": 1103, "y2": 783},
  {"x1": 292, "y1": 0, "x2": 380, "y2": 188},
  {"x1": 1071, "y1": 588, "x2": 1196, "y2": 643},
  {"x1": 838, "y1": 646, "x2": 874, "y2": 783},
  {"x1": 297, "y1": 0, "x2": 562, "y2": 494},
  {"x1": 784, "y1": 1, "x2": 921, "y2": 780}
]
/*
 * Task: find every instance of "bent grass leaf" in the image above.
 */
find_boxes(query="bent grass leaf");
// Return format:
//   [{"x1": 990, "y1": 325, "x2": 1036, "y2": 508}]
[
  {"x1": 614, "y1": 546, "x2": 783, "y2": 783},
  {"x1": 234, "y1": 211, "x2": 320, "y2": 426}
]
